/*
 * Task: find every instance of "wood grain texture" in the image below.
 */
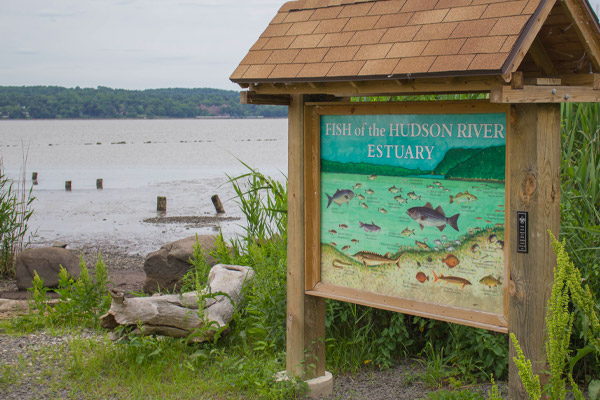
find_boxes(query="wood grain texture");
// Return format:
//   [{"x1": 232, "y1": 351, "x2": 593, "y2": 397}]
[
  {"x1": 508, "y1": 104, "x2": 561, "y2": 399},
  {"x1": 490, "y1": 84, "x2": 600, "y2": 103},
  {"x1": 286, "y1": 95, "x2": 326, "y2": 380}
]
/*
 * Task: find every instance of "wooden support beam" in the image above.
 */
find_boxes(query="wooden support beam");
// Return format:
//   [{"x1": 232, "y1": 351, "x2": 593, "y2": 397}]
[
  {"x1": 560, "y1": 0, "x2": 600, "y2": 70},
  {"x1": 490, "y1": 84, "x2": 600, "y2": 103},
  {"x1": 508, "y1": 103, "x2": 561, "y2": 399},
  {"x1": 286, "y1": 94, "x2": 326, "y2": 380},
  {"x1": 561, "y1": 72, "x2": 600, "y2": 88},
  {"x1": 529, "y1": 38, "x2": 559, "y2": 76},
  {"x1": 240, "y1": 91, "x2": 290, "y2": 105},
  {"x1": 511, "y1": 71, "x2": 524, "y2": 89},
  {"x1": 523, "y1": 77, "x2": 562, "y2": 86},
  {"x1": 505, "y1": 0, "x2": 557, "y2": 74},
  {"x1": 250, "y1": 76, "x2": 502, "y2": 96}
]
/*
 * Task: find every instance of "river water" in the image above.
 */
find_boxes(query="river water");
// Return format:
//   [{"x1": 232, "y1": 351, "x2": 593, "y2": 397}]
[{"x1": 0, "y1": 119, "x2": 288, "y2": 255}]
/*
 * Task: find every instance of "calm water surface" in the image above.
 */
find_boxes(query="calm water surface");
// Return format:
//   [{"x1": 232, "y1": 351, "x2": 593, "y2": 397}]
[{"x1": 0, "y1": 119, "x2": 288, "y2": 254}]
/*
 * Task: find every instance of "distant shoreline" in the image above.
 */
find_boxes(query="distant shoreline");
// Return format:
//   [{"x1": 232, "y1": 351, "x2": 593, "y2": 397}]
[{"x1": 0, "y1": 116, "x2": 287, "y2": 121}]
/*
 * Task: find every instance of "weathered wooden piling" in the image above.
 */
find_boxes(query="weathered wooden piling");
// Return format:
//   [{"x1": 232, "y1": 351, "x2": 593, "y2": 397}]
[
  {"x1": 211, "y1": 194, "x2": 225, "y2": 214},
  {"x1": 65, "y1": 181, "x2": 72, "y2": 191},
  {"x1": 32, "y1": 172, "x2": 38, "y2": 180},
  {"x1": 157, "y1": 196, "x2": 167, "y2": 212},
  {"x1": 97, "y1": 179, "x2": 103, "y2": 189}
]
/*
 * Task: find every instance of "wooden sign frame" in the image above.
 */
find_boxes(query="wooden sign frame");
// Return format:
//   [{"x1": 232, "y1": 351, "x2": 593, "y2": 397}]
[{"x1": 304, "y1": 101, "x2": 511, "y2": 333}]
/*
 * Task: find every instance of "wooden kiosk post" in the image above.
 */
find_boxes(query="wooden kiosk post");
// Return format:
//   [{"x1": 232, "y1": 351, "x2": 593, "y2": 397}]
[{"x1": 231, "y1": 0, "x2": 600, "y2": 398}]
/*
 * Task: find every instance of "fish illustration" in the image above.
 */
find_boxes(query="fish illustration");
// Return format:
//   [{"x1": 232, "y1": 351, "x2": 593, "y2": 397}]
[
  {"x1": 365, "y1": 188, "x2": 375, "y2": 195},
  {"x1": 427, "y1": 185, "x2": 435, "y2": 189},
  {"x1": 475, "y1": 217, "x2": 482, "y2": 220},
  {"x1": 394, "y1": 195, "x2": 407, "y2": 204},
  {"x1": 353, "y1": 183, "x2": 362, "y2": 189},
  {"x1": 330, "y1": 242, "x2": 337, "y2": 247},
  {"x1": 432, "y1": 271, "x2": 472, "y2": 289},
  {"x1": 488, "y1": 234, "x2": 498, "y2": 244},
  {"x1": 326, "y1": 189, "x2": 355, "y2": 208},
  {"x1": 351, "y1": 238, "x2": 359, "y2": 244},
  {"x1": 407, "y1": 202, "x2": 460, "y2": 232},
  {"x1": 485, "y1": 220, "x2": 492, "y2": 223},
  {"x1": 359, "y1": 221, "x2": 380, "y2": 232},
  {"x1": 479, "y1": 275, "x2": 502, "y2": 288},
  {"x1": 470, "y1": 244, "x2": 481, "y2": 253},
  {"x1": 496, "y1": 240, "x2": 504, "y2": 249},
  {"x1": 441, "y1": 254, "x2": 460, "y2": 268},
  {"x1": 417, "y1": 261, "x2": 421, "y2": 267},
  {"x1": 339, "y1": 224, "x2": 348, "y2": 229},
  {"x1": 415, "y1": 240, "x2": 430, "y2": 250},
  {"x1": 367, "y1": 174, "x2": 377, "y2": 181},
  {"x1": 353, "y1": 251, "x2": 404, "y2": 268},
  {"x1": 342, "y1": 245, "x2": 351, "y2": 251},
  {"x1": 407, "y1": 191, "x2": 421, "y2": 201},
  {"x1": 427, "y1": 256, "x2": 433, "y2": 262},
  {"x1": 434, "y1": 182, "x2": 442, "y2": 187},
  {"x1": 388, "y1": 185, "x2": 401, "y2": 194},
  {"x1": 443, "y1": 188, "x2": 450, "y2": 192},
  {"x1": 332, "y1": 259, "x2": 352, "y2": 269},
  {"x1": 328, "y1": 229, "x2": 337, "y2": 234},
  {"x1": 454, "y1": 239, "x2": 461, "y2": 245},
  {"x1": 357, "y1": 194, "x2": 366, "y2": 200},
  {"x1": 434, "y1": 239, "x2": 443, "y2": 247},
  {"x1": 378, "y1": 208, "x2": 388, "y2": 214},
  {"x1": 416, "y1": 272, "x2": 429, "y2": 283},
  {"x1": 449, "y1": 190, "x2": 478, "y2": 205},
  {"x1": 359, "y1": 202, "x2": 368, "y2": 209},
  {"x1": 401, "y1": 227, "x2": 415, "y2": 237},
  {"x1": 445, "y1": 245, "x2": 455, "y2": 252},
  {"x1": 495, "y1": 223, "x2": 504, "y2": 228},
  {"x1": 494, "y1": 209, "x2": 504, "y2": 213}
]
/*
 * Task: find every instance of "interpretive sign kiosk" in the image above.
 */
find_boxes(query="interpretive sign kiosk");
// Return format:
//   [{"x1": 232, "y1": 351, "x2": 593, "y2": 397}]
[{"x1": 231, "y1": 0, "x2": 600, "y2": 398}]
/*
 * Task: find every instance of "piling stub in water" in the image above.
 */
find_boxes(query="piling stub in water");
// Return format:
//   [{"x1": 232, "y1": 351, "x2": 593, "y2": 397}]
[
  {"x1": 65, "y1": 181, "x2": 72, "y2": 191},
  {"x1": 211, "y1": 194, "x2": 226, "y2": 214},
  {"x1": 32, "y1": 172, "x2": 38, "y2": 180},
  {"x1": 97, "y1": 179, "x2": 103, "y2": 190},
  {"x1": 157, "y1": 196, "x2": 167, "y2": 212}
]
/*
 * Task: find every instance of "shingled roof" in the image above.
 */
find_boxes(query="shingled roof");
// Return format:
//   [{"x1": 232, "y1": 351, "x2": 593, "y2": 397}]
[{"x1": 230, "y1": 0, "x2": 600, "y2": 85}]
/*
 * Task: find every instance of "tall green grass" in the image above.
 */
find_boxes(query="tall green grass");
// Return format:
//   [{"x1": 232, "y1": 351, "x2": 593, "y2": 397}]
[{"x1": 0, "y1": 162, "x2": 35, "y2": 278}]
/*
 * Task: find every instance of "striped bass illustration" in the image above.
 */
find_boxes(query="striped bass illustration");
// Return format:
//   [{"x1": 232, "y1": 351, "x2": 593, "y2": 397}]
[
  {"x1": 407, "y1": 202, "x2": 460, "y2": 232},
  {"x1": 353, "y1": 251, "x2": 404, "y2": 268},
  {"x1": 432, "y1": 271, "x2": 471, "y2": 289}
]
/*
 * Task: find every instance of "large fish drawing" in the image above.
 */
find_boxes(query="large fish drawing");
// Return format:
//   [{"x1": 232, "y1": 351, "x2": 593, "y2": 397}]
[
  {"x1": 326, "y1": 189, "x2": 354, "y2": 208},
  {"x1": 406, "y1": 202, "x2": 459, "y2": 232},
  {"x1": 353, "y1": 251, "x2": 404, "y2": 267}
]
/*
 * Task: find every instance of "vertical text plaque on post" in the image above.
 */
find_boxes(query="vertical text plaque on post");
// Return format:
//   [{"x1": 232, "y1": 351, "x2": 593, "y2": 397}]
[{"x1": 305, "y1": 102, "x2": 510, "y2": 332}]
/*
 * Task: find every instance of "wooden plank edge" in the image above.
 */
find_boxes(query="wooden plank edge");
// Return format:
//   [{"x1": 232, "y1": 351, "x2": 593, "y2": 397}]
[
  {"x1": 240, "y1": 91, "x2": 290, "y2": 105},
  {"x1": 490, "y1": 84, "x2": 600, "y2": 103},
  {"x1": 307, "y1": 283, "x2": 508, "y2": 333}
]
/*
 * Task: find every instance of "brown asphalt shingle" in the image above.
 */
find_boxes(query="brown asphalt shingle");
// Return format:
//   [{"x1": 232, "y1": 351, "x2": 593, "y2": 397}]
[{"x1": 231, "y1": 0, "x2": 545, "y2": 82}]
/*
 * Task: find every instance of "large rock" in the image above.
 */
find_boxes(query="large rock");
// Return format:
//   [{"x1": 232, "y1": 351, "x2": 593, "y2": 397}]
[
  {"x1": 15, "y1": 247, "x2": 80, "y2": 290},
  {"x1": 143, "y1": 235, "x2": 219, "y2": 293}
]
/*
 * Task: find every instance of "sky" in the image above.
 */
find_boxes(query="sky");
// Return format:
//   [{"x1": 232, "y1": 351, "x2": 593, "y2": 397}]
[{"x1": 1, "y1": 0, "x2": 599, "y2": 92}]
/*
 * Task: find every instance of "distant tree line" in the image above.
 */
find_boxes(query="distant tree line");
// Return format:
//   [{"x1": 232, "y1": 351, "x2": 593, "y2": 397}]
[{"x1": 0, "y1": 86, "x2": 287, "y2": 119}]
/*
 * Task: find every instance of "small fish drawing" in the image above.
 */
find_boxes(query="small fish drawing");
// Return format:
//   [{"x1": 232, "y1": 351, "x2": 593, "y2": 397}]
[
  {"x1": 351, "y1": 238, "x2": 359, "y2": 244},
  {"x1": 359, "y1": 221, "x2": 381, "y2": 232},
  {"x1": 416, "y1": 261, "x2": 421, "y2": 267},
  {"x1": 394, "y1": 195, "x2": 407, "y2": 204},
  {"x1": 485, "y1": 220, "x2": 492, "y2": 223},
  {"x1": 494, "y1": 209, "x2": 504, "y2": 213},
  {"x1": 443, "y1": 188, "x2": 450, "y2": 192},
  {"x1": 357, "y1": 194, "x2": 366, "y2": 201},
  {"x1": 416, "y1": 272, "x2": 429, "y2": 283},
  {"x1": 495, "y1": 223, "x2": 504, "y2": 228},
  {"x1": 449, "y1": 190, "x2": 478, "y2": 205},
  {"x1": 498, "y1": 204, "x2": 505, "y2": 208},
  {"x1": 476, "y1": 217, "x2": 483, "y2": 220},
  {"x1": 378, "y1": 208, "x2": 388, "y2": 214},
  {"x1": 326, "y1": 189, "x2": 355, "y2": 208},
  {"x1": 330, "y1": 242, "x2": 337, "y2": 247},
  {"x1": 342, "y1": 245, "x2": 351, "y2": 251},
  {"x1": 441, "y1": 254, "x2": 460, "y2": 268},
  {"x1": 432, "y1": 271, "x2": 471, "y2": 289},
  {"x1": 434, "y1": 181, "x2": 442, "y2": 187},
  {"x1": 353, "y1": 183, "x2": 362, "y2": 189},
  {"x1": 488, "y1": 234, "x2": 498, "y2": 244},
  {"x1": 496, "y1": 240, "x2": 505, "y2": 249},
  {"x1": 434, "y1": 239, "x2": 443, "y2": 247},
  {"x1": 367, "y1": 174, "x2": 377, "y2": 181},
  {"x1": 445, "y1": 246, "x2": 455, "y2": 252},
  {"x1": 365, "y1": 188, "x2": 375, "y2": 195},
  {"x1": 359, "y1": 202, "x2": 368, "y2": 209},
  {"x1": 470, "y1": 244, "x2": 481, "y2": 253},
  {"x1": 407, "y1": 191, "x2": 421, "y2": 201},
  {"x1": 415, "y1": 240, "x2": 430, "y2": 250},
  {"x1": 427, "y1": 185, "x2": 435, "y2": 189},
  {"x1": 328, "y1": 229, "x2": 337, "y2": 235},
  {"x1": 388, "y1": 185, "x2": 401, "y2": 194},
  {"x1": 479, "y1": 275, "x2": 502, "y2": 288},
  {"x1": 406, "y1": 202, "x2": 460, "y2": 232},
  {"x1": 353, "y1": 251, "x2": 404, "y2": 268},
  {"x1": 454, "y1": 239, "x2": 461, "y2": 245},
  {"x1": 401, "y1": 227, "x2": 415, "y2": 237},
  {"x1": 339, "y1": 224, "x2": 348, "y2": 229}
]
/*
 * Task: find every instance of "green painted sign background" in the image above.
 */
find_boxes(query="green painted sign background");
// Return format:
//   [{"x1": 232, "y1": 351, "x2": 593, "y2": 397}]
[{"x1": 319, "y1": 112, "x2": 506, "y2": 315}]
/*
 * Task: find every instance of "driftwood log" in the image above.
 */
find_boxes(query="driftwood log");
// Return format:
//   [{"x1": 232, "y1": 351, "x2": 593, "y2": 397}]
[{"x1": 100, "y1": 264, "x2": 254, "y2": 342}]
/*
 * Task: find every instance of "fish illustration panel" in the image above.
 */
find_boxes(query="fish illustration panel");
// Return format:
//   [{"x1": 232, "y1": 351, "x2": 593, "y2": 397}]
[{"x1": 319, "y1": 112, "x2": 506, "y2": 316}]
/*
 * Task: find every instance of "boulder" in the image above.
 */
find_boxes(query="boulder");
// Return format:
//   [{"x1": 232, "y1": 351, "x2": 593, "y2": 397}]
[
  {"x1": 15, "y1": 247, "x2": 80, "y2": 290},
  {"x1": 143, "y1": 235, "x2": 219, "y2": 293}
]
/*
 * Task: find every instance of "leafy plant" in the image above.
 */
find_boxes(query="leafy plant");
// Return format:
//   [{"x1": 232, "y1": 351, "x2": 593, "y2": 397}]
[{"x1": 0, "y1": 162, "x2": 35, "y2": 278}]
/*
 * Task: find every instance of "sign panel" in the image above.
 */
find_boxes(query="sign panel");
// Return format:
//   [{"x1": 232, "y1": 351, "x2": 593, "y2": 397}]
[{"x1": 305, "y1": 102, "x2": 509, "y2": 331}]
